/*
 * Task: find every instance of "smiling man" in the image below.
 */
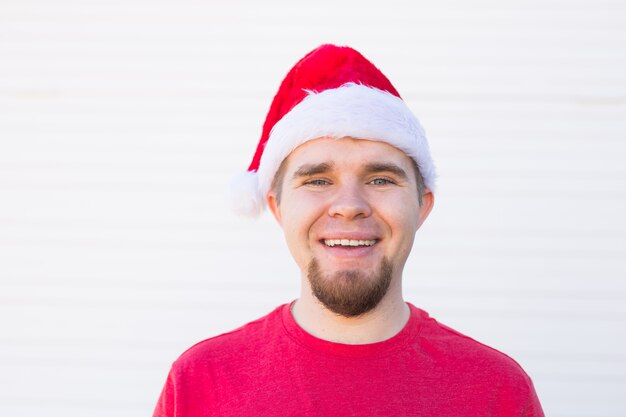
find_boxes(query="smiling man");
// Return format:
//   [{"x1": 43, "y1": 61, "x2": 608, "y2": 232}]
[
  {"x1": 266, "y1": 137, "x2": 431, "y2": 345},
  {"x1": 153, "y1": 44, "x2": 544, "y2": 417}
]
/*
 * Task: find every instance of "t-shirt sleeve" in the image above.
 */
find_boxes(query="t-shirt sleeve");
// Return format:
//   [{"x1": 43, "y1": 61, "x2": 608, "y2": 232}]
[
  {"x1": 520, "y1": 379, "x2": 545, "y2": 417},
  {"x1": 152, "y1": 368, "x2": 176, "y2": 417}
]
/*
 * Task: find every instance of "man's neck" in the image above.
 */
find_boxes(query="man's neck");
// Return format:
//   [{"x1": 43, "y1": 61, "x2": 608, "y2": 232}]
[{"x1": 290, "y1": 283, "x2": 410, "y2": 345}]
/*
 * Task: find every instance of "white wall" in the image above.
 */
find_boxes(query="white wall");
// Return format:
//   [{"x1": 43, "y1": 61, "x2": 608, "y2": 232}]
[{"x1": 1, "y1": 1, "x2": 625, "y2": 416}]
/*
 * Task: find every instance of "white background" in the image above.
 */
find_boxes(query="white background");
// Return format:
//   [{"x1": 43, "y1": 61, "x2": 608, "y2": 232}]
[{"x1": 1, "y1": 1, "x2": 625, "y2": 416}]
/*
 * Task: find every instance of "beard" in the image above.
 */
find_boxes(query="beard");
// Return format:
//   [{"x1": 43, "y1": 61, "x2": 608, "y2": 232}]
[{"x1": 307, "y1": 257, "x2": 393, "y2": 318}]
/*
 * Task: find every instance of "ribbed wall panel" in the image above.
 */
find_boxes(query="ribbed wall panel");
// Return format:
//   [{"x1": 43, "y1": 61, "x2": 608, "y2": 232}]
[{"x1": 1, "y1": 1, "x2": 625, "y2": 415}]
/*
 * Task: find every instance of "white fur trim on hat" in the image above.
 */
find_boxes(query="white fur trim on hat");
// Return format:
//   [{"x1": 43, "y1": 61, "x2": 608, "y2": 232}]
[
  {"x1": 230, "y1": 170, "x2": 263, "y2": 217},
  {"x1": 233, "y1": 83, "x2": 437, "y2": 217}
]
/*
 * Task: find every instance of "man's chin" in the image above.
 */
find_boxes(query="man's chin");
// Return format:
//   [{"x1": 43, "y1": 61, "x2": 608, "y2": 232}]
[{"x1": 307, "y1": 257, "x2": 393, "y2": 318}]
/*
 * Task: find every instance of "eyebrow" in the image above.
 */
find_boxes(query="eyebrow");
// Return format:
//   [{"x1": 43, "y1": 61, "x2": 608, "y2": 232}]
[
  {"x1": 290, "y1": 161, "x2": 409, "y2": 181},
  {"x1": 363, "y1": 162, "x2": 409, "y2": 180},
  {"x1": 291, "y1": 162, "x2": 335, "y2": 179}
]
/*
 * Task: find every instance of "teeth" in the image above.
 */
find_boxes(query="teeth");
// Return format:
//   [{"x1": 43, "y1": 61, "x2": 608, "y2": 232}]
[{"x1": 323, "y1": 239, "x2": 376, "y2": 247}]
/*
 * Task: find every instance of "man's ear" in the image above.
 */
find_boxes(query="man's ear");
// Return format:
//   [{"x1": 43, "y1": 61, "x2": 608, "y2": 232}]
[
  {"x1": 416, "y1": 189, "x2": 434, "y2": 230},
  {"x1": 266, "y1": 191, "x2": 282, "y2": 224}
]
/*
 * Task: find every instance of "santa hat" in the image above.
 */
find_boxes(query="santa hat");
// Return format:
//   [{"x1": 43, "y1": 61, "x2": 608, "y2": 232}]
[{"x1": 231, "y1": 44, "x2": 436, "y2": 217}]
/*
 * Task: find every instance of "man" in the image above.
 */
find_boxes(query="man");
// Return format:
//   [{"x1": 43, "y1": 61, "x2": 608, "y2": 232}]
[{"x1": 153, "y1": 44, "x2": 544, "y2": 416}]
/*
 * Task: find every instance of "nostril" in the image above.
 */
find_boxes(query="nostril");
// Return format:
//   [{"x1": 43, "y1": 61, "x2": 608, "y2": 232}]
[{"x1": 328, "y1": 200, "x2": 372, "y2": 219}]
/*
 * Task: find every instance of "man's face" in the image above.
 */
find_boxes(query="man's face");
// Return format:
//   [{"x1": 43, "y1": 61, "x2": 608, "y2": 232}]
[{"x1": 267, "y1": 137, "x2": 433, "y2": 317}]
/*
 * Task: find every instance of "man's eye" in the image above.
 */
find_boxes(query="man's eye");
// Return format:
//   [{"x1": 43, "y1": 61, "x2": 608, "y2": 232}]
[
  {"x1": 306, "y1": 179, "x2": 330, "y2": 186},
  {"x1": 369, "y1": 178, "x2": 393, "y2": 186}
]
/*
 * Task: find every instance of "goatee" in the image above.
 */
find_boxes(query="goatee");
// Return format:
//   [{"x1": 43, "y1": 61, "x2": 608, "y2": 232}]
[{"x1": 307, "y1": 257, "x2": 393, "y2": 318}]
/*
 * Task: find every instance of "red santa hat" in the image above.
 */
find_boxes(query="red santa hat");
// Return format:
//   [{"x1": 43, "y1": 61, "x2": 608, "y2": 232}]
[{"x1": 232, "y1": 44, "x2": 436, "y2": 217}]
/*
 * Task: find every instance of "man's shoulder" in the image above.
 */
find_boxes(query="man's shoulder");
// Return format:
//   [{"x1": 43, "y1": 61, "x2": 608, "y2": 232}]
[
  {"x1": 410, "y1": 306, "x2": 542, "y2": 415},
  {"x1": 172, "y1": 304, "x2": 287, "y2": 369},
  {"x1": 414, "y1": 306, "x2": 534, "y2": 385}
]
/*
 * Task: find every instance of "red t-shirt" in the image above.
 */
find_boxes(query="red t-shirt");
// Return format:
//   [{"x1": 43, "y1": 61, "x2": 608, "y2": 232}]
[{"x1": 154, "y1": 303, "x2": 543, "y2": 417}]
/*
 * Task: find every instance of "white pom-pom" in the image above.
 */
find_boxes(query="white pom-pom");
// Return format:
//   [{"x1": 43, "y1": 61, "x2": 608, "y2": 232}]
[{"x1": 230, "y1": 171, "x2": 264, "y2": 217}]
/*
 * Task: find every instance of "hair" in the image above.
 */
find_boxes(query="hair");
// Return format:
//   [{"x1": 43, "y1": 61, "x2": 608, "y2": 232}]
[{"x1": 270, "y1": 154, "x2": 426, "y2": 206}]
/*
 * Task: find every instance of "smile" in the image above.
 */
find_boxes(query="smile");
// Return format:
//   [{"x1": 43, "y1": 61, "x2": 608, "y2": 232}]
[{"x1": 323, "y1": 239, "x2": 377, "y2": 247}]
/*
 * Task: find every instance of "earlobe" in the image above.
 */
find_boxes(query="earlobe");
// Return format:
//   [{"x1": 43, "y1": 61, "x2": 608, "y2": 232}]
[
  {"x1": 416, "y1": 190, "x2": 434, "y2": 230},
  {"x1": 266, "y1": 192, "x2": 282, "y2": 224}
]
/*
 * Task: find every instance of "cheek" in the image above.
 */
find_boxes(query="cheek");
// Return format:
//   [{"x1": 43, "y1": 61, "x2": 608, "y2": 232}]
[
  {"x1": 283, "y1": 191, "x2": 328, "y2": 218},
  {"x1": 280, "y1": 194, "x2": 326, "y2": 239},
  {"x1": 378, "y1": 201, "x2": 420, "y2": 241},
  {"x1": 280, "y1": 207, "x2": 324, "y2": 270}
]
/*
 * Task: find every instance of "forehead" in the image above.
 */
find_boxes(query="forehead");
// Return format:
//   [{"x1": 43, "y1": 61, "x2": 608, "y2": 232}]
[{"x1": 283, "y1": 137, "x2": 414, "y2": 173}]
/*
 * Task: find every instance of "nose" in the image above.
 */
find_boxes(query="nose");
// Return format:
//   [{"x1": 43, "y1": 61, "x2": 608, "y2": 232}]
[{"x1": 327, "y1": 182, "x2": 372, "y2": 219}]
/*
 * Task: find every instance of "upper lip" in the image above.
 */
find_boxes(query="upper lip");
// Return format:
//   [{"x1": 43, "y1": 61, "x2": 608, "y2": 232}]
[{"x1": 319, "y1": 233, "x2": 379, "y2": 241}]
